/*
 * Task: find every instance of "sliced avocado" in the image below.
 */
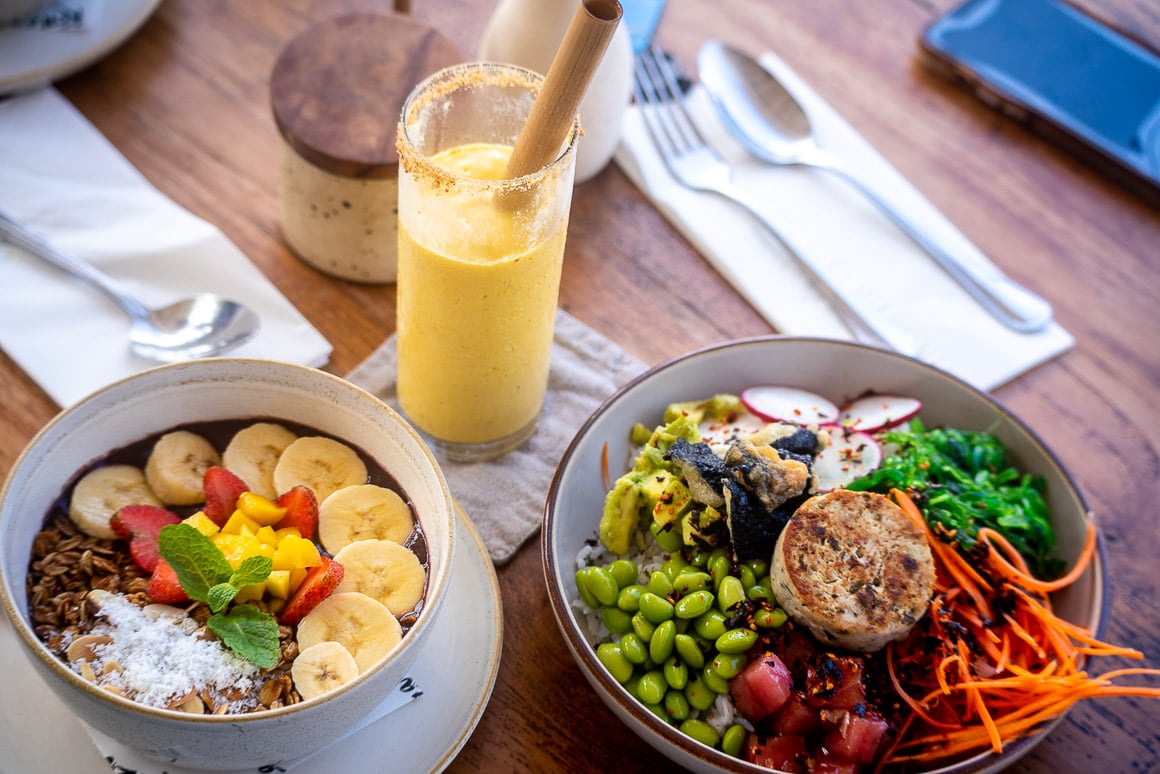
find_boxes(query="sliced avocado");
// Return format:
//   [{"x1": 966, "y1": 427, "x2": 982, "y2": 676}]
[
  {"x1": 681, "y1": 505, "x2": 725, "y2": 548},
  {"x1": 663, "y1": 393, "x2": 744, "y2": 425},
  {"x1": 599, "y1": 475, "x2": 642, "y2": 555},
  {"x1": 651, "y1": 475, "x2": 693, "y2": 527}
]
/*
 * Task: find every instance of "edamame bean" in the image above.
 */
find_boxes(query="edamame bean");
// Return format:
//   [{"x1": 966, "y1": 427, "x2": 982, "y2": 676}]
[
  {"x1": 674, "y1": 633, "x2": 705, "y2": 669},
  {"x1": 672, "y1": 571, "x2": 711, "y2": 595},
  {"x1": 587, "y1": 566, "x2": 620, "y2": 606},
  {"x1": 738, "y1": 564, "x2": 757, "y2": 589},
  {"x1": 688, "y1": 548, "x2": 710, "y2": 567},
  {"x1": 631, "y1": 612, "x2": 656, "y2": 642},
  {"x1": 680, "y1": 718, "x2": 720, "y2": 749},
  {"x1": 715, "y1": 627, "x2": 759, "y2": 654},
  {"x1": 746, "y1": 583, "x2": 774, "y2": 602},
  {"x1": 596, "y1": 643, "x2": 633, "y2": 683},
  {"x1": 754, "y1": 607, "x2": 788, "y2": 629},
  {"x1": 661, "y1": 554, "x2": 687, "y2": 579},
  {"x1": 650, "y1": 521, "x2": 683, "y2": 553},
  {"x1": 710, "y1": 651, "x2": 748, "y2": 680},
  {"x1": 722, "y1": 723, "x2": 746, "y2": 757},
  {"x1": 702, "y1": 665, "x2": 730, "y2": 694},
  {"x1": 648, "y1": 570, "x2": 673, "y2": 597},
  {"x1": 616, "y1": 583, "x2": 646, "y2": 613},
  {"x1": 708, "y1": 553, "x2": 731, "y2": 587},
  {"x1": 693, "y1": 609, "x2": 727, "y2": 640},
  {"x1": 675, "y1": 590, "x2": 715, "y2": 619},
  {"x1": 746, "y1": 558, "x2": 769, "y2": 577},
  {"x1": 601, "y1": 606, "x2": 633, "y2": 634},
  {"x1": 636, "y1": 669, "x2": 668, "y2": 705},
  {"x1": 638, "y1": 592, "x2": 675, "y2": 624},
  {"x1": 664, "y1": 689, "x2": 690, "y2": 721},
  {"x1": 606, "y1": 559, "x2": 638, "y2": 589},
  {"x1": 685, "y1": 677, "x2": 717, "y2": 711},
  {"x1": 642, "y1": 702, "x2": 666, "y2": 721},
  {"x1": 717, "y1": 576, "x2": 746, "y2": 613},
  {"x1": 574, "y1": 568, "x2": 600, "y2": 608},
  {"x1": 649, "y1": 619, "x2": 676, "y2": 664},
  {"x1": 664, "y1": 656, "x2": 689, "y2": 690},
  {"x1": 620, "y1": 632, "x2": 648, "y2": 665}
]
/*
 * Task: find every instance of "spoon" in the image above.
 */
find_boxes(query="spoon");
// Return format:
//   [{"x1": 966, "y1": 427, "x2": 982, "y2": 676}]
[
  {"x1": 696, "y1": 41, "x2": 1055, "y2": 334},
  {"x1": 0, "y1": 211, "x2": 260, "y2": 362}
]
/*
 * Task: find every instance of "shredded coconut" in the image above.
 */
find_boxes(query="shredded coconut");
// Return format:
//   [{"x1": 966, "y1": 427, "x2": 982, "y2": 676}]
[{"x1": 80, "y1": 594, "x2": 259, "y2": 709}]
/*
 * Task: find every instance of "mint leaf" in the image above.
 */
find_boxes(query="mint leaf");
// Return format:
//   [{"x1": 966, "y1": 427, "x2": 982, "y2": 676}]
[
  {"x1": 231, "y1": 555, "x2": 272, "y2": 589},
  {"x1": 158, "y1": 524, "x2": 232, "y2": 601},
  {"x1": 207, "y1": 582, "x2": 239, "y2": 613},
  {"x1": 208, "y1": 605, "x2": 281, "y2": 669}
]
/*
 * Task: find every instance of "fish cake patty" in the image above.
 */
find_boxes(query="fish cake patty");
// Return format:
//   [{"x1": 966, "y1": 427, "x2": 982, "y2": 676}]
[{"x1": 770, "y1": 490, "x2": 935, "y2": 652}]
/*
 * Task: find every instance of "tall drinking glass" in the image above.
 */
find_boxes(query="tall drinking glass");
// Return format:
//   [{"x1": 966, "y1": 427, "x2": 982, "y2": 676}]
[{"x1": 395, "y1": 63, "x2": 579, "y2": 461}]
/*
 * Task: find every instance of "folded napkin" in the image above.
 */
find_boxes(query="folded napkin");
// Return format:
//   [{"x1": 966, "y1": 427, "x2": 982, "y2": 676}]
[
  {"x1": 0, "y1": 88, "x2": 332, "y2": 407},
  {"x1": 347, "y1": 308, "x2": 647, "y2": 565},
  {"x1": 615, "y1": 50, "x2": 1074, "y2": 392}
]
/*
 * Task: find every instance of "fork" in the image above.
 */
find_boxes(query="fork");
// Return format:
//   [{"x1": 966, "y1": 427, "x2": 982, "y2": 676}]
[{"x1": 632, "y1": 45, "x2": 916, "y2": 354}]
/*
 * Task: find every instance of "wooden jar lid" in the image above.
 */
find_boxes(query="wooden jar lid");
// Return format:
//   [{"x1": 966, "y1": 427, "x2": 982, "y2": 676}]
[{"x1": 271, "y1": 13, "x2": 462, "y2": 179}]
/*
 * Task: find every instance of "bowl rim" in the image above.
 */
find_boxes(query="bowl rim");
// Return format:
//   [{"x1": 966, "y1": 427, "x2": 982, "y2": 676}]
[
  {"x1": 0, "y1": 357, "x2": 456, "y2": 723},
  {"x1": 542, "y1": 335, "x2": 1107, "y2": 773}
]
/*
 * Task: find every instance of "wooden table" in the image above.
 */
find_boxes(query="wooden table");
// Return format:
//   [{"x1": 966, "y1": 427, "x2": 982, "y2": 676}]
[{"x1": 2, "y1": 0, "x2": 1157, "y2": 771}]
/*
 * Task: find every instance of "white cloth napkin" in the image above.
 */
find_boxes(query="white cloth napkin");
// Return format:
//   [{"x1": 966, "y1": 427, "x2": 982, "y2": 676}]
[
  {"x1": 615, "y1": 50, "x2": 1074, "y2": 392},
  {"x1": 0, "y1": 88, "x2": 332, "y2": 407},
  {"x1": 347, "y1": 308, "x2": 647, "y2": 564}
]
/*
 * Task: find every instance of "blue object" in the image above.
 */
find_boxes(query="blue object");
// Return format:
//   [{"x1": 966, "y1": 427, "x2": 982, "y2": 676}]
[{"x1": 620, "y1": 0, "x2": 667, "y2": 53}]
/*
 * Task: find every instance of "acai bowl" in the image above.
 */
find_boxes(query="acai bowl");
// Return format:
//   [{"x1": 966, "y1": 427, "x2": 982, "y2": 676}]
[
  {"x1": 543, "y1": 337, "x2": 1130, "y2": 774},
  {"x1": 0, "y1": 359, "x2": 455, "y2": 771}
]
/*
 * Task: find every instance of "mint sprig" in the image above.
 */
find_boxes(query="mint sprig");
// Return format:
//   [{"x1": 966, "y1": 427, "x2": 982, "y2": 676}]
[{"x1": 157, "y1": 524, "x2": 281, "y2": 667}]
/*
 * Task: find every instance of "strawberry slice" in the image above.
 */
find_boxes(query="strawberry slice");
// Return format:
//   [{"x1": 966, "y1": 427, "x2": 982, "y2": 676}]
[
  {"x1": 203, "y1": 466, "x2": 249, "y2": 526},
  {"x1": 274, "y1": 485, "x2": 319, "y2": 541},
  {"x1": 109, "y1": 504, "x2": 182, "y2": 573},
  {"x1": 147, "y1": 559, "x2": 190, "y2": 604},
  {"x1": 279, "y1": 557, "x2": 344, "y2": 626}
]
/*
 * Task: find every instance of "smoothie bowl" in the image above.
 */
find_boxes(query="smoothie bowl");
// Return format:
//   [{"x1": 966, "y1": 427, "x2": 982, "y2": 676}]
[{"x1": 0, "y1": 359, "x2": 455, "y2": 771}]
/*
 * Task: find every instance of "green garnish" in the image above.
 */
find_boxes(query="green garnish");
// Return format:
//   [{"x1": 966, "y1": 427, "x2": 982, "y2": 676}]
[
  {"x1": 846, "y1": 419, "x2": 1061, "y2": 579},
  {"x1": 158, "y1": 524, "x2": 281, "y2": 668}
]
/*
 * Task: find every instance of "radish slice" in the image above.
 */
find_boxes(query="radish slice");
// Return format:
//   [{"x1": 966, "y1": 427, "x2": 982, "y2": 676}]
[
  {"x1": 741, "y1": 386, "x2": 840, "y2": 426},
  {"x1": 838, "y1": 394, "x2": 922, "y2": 432},
  {"x1": 813, "y1": 429, "x2": 883, "y2": 490}
]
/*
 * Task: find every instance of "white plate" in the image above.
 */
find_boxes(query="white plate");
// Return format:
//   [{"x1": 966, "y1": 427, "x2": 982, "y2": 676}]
[
  {"x1": 0, "y1": 503, "x2": 503, "y2": 773},
  {"x1": 0, "y1": 0, "x2": 162, "y2": 95}
]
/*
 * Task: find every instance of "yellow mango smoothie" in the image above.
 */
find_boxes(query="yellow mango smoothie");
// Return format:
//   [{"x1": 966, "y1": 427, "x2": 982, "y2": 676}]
[{"x1": 395, "y1": 141, "x2": 570, "y2": 451}]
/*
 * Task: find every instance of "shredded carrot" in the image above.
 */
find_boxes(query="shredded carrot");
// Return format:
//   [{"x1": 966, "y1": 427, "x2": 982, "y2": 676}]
[
  {"x1": 600, "y1": 441, "x2": 610, "y2": 491},
  {"x1": 882, "y1": 488, "x2": 1160, "y2": 767}
]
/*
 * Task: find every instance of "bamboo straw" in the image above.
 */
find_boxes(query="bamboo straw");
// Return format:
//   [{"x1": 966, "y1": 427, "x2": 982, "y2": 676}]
[{"x1": 505, "y1": 0, "x2": 623, "y2": 178}]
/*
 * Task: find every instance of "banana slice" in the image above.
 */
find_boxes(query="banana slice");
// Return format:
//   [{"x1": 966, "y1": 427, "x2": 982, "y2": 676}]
[
  {"x1": 222, "y1": 422, "x2": 299, "y2": 499},
  {"x1": 291, "y1": 641, "x2": 360, "y2": 701},
  {"x1": 317, "y1": 484, "x2": 414, "y2": 554},
  {"x1": 145, "y1": 430, "x2": 221, "y2": 506},
  {"x1": 272, "y1": 436, "x2": 368, "y2": 504},
  {"x1": 332, "y1": 539, "x2": 426, "y2": 616},
  {"x1": 69, "y1": 464, "x2": 162, "y2": 539},
  {"x1": 295, "y1": 591, "x2": 402, "y2": 674}
]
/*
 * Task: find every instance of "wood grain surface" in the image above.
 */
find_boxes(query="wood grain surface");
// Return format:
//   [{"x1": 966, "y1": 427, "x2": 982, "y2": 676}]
[{"x1": 1, "y1": 1, "x2": 1157, "y2": 772}]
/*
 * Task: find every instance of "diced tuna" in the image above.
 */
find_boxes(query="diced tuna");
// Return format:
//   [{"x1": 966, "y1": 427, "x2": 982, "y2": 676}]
[
  {"x1": 743, "y1": 733, "x2": 809, "y2": 772},
  {"x1": 730, "y1": 653, "x2": 793, "y2": 721}
]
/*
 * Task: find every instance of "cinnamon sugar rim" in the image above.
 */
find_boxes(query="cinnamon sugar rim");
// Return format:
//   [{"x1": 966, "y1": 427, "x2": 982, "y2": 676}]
[{"x1": 396, "y1": 62, "x2": 580, "y2": 195}]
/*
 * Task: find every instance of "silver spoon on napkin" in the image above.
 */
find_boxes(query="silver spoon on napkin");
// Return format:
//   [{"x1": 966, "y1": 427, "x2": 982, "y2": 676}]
[
  {"x1": 697, "y1": 41, "x2": 1054, "y2": 333},
  {"x1": 0, "y1": 211, "x2": 260, "y2": 362}
]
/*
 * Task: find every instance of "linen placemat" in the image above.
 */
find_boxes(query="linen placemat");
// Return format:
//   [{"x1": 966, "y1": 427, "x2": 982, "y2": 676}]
[
  {"x1": 346, "y1": 308, "x2": 647, "y2": 565},
  {"x1": 615, "y1": 50, "x2": 1074, "y2": 392}
]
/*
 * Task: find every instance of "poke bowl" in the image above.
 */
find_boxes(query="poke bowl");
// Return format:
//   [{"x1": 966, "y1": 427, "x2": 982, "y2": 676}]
[
  {"x1": 544, "y1": 337, "x2": 1108, "y2": 773},
  {"x1": 0, "y1": 358, "x2": 455, "y2": 771}
]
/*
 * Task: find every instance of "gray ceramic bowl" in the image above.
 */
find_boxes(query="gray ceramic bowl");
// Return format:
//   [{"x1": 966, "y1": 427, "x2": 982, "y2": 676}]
[
  {"x1": 544, "y1": 337, "x2": 1105, "y2": 774},
  {"x1": 0, "y1": 359, "x2": 456, "y2": 771}
]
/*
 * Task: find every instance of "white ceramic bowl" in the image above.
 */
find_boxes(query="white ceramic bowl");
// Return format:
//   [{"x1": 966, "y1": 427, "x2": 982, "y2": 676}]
[
  {"x1": 544, "y1": 337, "x2": 1105, "y2": 774},
  {"x1": 0, "y1": 359, "x2": 456, "y2": 771},
  {"x1": 0, "y1": 0, "x2": 49, "y2": 23}
]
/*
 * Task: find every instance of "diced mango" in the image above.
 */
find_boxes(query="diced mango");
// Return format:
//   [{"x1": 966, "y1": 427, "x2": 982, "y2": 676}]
[
  {"x1": 221, "y1": 509, "x2": 261, "y2": 537},
  {"x1": 212, "y1": 532, "x2": 262, "y2": 569},
  {"x1": 234, "y1": 582, "x2": 266, "y2": 603},
  {"x1": 274, "y1": 526, "x2": 302, "y2": 542},
  {"x1": 287, "y1": 567, "x2": 309, "y2": 595},
  {"x1": 266, "y1": 570, "x2": 291, "y2": 599},
  {"x1": 237, "y1": 491, "x2": 287, "y2": 526},
  {"x1": 271, "y1": 534, "x2": 321, "y2": 572},
  {"x1": 182, "y1": 511, "x2": 220, "y2": 538}
]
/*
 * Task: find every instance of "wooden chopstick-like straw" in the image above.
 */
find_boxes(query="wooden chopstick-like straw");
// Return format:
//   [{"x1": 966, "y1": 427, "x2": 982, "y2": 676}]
[{"x1": 505, "y1": 0, "x2": 623, "y2": 178}]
